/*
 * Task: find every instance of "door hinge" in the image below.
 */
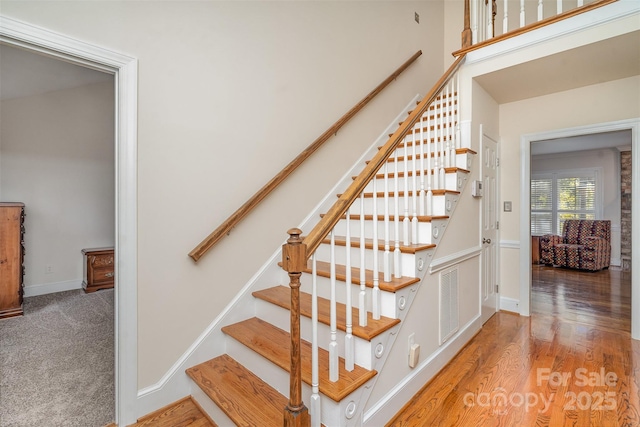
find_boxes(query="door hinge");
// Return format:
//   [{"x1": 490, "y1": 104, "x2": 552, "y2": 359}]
[
  {"x1": 497, "y1": 158, "x2": 500, "y2": 166},
  {"x1": 496, "y1": 221, "x2": 499, "y2": 230},
  {"x1": 495, "y1": 284, "x2": 499, "y2": 293}
]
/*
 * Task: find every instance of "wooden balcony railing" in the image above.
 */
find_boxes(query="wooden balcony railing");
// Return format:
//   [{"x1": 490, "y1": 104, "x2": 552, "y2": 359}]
[
  {"x1": 456, "y1": 0, "x2": 618, "y2": 56},
  {"x1": 189, "y1": 50, "x2": 423, "y2": 262}
]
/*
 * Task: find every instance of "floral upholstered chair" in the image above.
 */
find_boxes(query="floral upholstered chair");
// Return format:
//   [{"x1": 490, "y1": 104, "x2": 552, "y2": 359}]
[{"x1": 539, "y1": 220, "x2": 611, "y2": 271}]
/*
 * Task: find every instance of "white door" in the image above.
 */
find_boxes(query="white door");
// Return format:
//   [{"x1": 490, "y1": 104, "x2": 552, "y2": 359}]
[{"x1": 481, "y1": 133, "x2": 499, "y2": 324}]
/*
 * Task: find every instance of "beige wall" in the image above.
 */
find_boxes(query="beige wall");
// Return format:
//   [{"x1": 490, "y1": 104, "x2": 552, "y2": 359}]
[
  {"x1": 0, "y1": 81, "x2": 115, "y2": 292},
  {"x1": 499, "y1": 75, "x2": 640, "y2": 301},
  {"x1": 0, "y1": 1, "x2": 447, "y2": 388}
]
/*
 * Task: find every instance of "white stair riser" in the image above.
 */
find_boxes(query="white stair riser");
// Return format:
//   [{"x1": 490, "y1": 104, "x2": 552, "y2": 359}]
[
  {"x1": 298, "y1": 274, "x2": 400, "y2": 319},
  {"x1": 360, "y1": 168, "x2": 464, "y2": 194},
  {"x1": 225, "y1": 337, "x2": 362, "y2": 427},
  {"x1": 331, "y1": 217, "x2": 446, "y2": 245},
  {"x1": 313, "y1": 244, "x2": 416, "y2": 279},
  {"x1": 254, "y1": 300, "x2": 376, "y2": 369},
  {"x1": 349, "y1": 192, "x2": 458, "y2": 217},
  {"x1": 191, "y1": 385, "x2": 235, "y2": 427}
]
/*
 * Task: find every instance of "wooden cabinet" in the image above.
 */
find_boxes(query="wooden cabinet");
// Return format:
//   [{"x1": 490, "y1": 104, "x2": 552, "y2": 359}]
[
  {"x1": 82, "y1": 247, "x2": 114, "y2": 293},
  {"x1": 0, "y1": 202, "x2": 25, "y2": 319}
]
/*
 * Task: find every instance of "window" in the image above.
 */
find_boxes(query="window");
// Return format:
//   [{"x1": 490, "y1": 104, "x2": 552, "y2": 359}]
[{"x1": 531, "y1": 169, "x2": 601, "y2": 235}]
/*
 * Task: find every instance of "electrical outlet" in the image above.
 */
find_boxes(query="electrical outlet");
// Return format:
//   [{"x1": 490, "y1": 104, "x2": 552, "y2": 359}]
[
  {"x1": 408, "y1": 333, "x2": 415, "y2": 353},
  {"x1": 414, "y1": 12, "x2": 420, "y2": 23},
  {"x1": 45, "y1": 264, "x2": 54, "y2": 274}
]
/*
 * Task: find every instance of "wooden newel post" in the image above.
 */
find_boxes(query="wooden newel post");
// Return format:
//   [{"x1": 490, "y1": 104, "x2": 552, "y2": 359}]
[
  {"x1": 461, "y1": 0, "x2": 472, "y2": 49},
  {"x1": 282, "y1": 228, "x2": 310, "y2": 427}
]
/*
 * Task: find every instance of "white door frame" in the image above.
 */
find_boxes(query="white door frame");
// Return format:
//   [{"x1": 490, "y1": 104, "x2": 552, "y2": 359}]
[
  {"x1": 519, "y1": 118, "x2": 640, "y2": 341},
  {"x1": 0, "y1": 16, "x2": 139, "y2": 424}
]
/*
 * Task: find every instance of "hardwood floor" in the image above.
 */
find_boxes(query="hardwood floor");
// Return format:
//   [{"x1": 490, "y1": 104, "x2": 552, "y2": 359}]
[
  {"x1": 532, "y1": 265, "x2": 631, "y2": 332},
  {"x1": 388, "y1": 266, "x2": 639, "y2": 426}
]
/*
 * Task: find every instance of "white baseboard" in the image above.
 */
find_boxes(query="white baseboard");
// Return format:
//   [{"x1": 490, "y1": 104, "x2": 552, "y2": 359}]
[
  {"x1": 23, "y1": 279, "x2": 83, "y2": 297},
  {"x1": 363, "y1": 315, "x2": 482, "y2": 426},
  {"x1": 500, "y1": 296, "x2": 520, "y2": 314}
]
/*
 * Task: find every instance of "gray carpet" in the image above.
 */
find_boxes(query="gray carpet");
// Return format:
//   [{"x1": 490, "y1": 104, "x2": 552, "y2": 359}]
[{"x1": 0, "y1": 289, "x2": 114, "y2": 427}]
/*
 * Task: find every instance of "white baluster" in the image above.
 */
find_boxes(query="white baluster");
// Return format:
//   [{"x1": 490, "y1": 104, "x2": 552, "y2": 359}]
[
  {"x1": 426, "y1": 108, "x2": 433, "y2": 216},
  {"x1": 538, "y1": 0, "x2": 543, "y2": 21},
  {"x1": 403, "y1": 134, "x2": 410, "y2": 245},
  {"x1": 359, "y1": 194, "x2": 367, "y2": 327},
  {"x1": 310, "y1": 254, "x2": 321, "y2": 427},
  {"x1": 329, "y1": 231, "x2": 338, "y2": 382},
  {"x1": 503, "y1": 0, "x2": 509, "y2": 34},
  {"x1": 577, "y1": 0, "x2": 584, "y2": 6},
  {"x1": 520, "y1": 0, "x2": 526, "y2": 27},
  {"x1": 444, "y1": 83, "x2": 450, "y2": 169},
  {"x1": 484, "y1": 0, "x2": 493, "y2": 40},
  {"x1": 456, "y1": 72, "x2": 461, "y2": 151},
  {"x1": 448, "y1": 80, "x2": 457, "y2": 167},
  {"x1": 557, "y1": 0, "x2": 562, "y2": 15},
  {"x1": 345, "y1": 207, "x2": 354, "y2": 372},
  {"x1": 411, "y1": 129, "x2": 418, "y2": 244},
  {"x1": 393, "y1": 149, "x2": 401, "y2": 279},
  {"x1": 419, "y1": 116, "x2": 425, "y2": 217},
  {"x1": 438, "y1": 91, "x2": 446, "y2": 189},
  {"x1": 472, "y1": 0, "x2": 479, "y2": 44},
  {"x1": 372, "y1": 175, "x2": 381, "y2": 320},
  {"x1": 383, "y1": 161, "x2": 391, "y2": 283}
]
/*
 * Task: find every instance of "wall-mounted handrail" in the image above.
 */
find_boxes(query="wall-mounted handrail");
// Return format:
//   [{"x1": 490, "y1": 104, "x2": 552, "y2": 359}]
[
  {"x1": 301, "y1": 54, "x2": 466, "y2": 257},
  {"x1": 455, "y1": 0, "x2": 617, "y2": 57},
  {"x1": 189, "y1": 50, "x2": 423, "y2": 262}
]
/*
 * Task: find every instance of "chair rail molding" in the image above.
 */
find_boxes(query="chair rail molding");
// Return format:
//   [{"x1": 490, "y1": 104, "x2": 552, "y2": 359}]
[{"x1": 0, "y1": 15, "x2": 139, "y2": 425}]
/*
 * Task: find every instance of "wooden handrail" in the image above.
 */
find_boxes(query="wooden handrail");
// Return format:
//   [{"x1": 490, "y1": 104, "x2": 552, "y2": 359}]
[
  {"x1": 302, "y1": 54, "x2": 467, "y2": 257},
  {"x1": 189, "y1": 50, "x2": 423, "y2": 262},
  {"x1": 454, "y1": 0, "x2": 617, "y2": 57}
]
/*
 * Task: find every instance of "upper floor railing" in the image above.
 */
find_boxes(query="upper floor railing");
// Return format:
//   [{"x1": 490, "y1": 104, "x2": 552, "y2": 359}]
[{"x1": 456, "y1": 0, "x2": 617, "y2": 56}]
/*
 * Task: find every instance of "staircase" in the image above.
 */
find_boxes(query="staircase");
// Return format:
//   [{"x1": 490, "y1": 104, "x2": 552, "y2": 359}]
[{"x1": 184, "y1": 62, "x2": 475, "y2": 426}]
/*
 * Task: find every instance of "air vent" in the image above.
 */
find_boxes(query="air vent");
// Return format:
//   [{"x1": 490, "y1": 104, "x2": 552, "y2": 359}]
[{"x1": 439, "y1": 267, "x2": 459, "y2": 345}]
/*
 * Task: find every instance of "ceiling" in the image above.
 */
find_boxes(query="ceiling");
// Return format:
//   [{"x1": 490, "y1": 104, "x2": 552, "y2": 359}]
[
  {"x1": 0, "y1": 43, "x2": 112, "y2": 101},
  {"x1": 474, "y1": 30, "x2": 640, "y2": 104}
]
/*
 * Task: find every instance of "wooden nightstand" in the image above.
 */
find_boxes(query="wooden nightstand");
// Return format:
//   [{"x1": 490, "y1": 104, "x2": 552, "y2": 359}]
[{"x1": 82, "y1": 247, "x2": 114, "y2": 293}]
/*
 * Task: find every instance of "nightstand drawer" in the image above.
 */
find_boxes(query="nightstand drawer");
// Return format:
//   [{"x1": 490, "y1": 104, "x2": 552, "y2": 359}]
[{"x1": 82, "y1": 247, "x2": 115, "y2": 293}]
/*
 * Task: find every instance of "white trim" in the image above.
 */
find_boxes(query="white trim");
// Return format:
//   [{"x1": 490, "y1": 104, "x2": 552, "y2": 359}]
[
  {"x1": 0, "y1": 16, "x2": 139, "y2": 425},
  {"x1": 23, "y1": 279, "x2": 83, "y2": 297},
  {"x1": 500, "y1": 240, "x2": 520, "y2": 249},
  {"x1": 500, "y1": 297, "x2": 520, "y2": 314},
  {"x1": 429, "y1": 246, "x2": 482, "y2": 274},
  {"x1": 521, "y1": 118, "x2": 640, "y2": 339},
  {"x1": 363, "y1": 315, "x2": 482, "y2": 427}
]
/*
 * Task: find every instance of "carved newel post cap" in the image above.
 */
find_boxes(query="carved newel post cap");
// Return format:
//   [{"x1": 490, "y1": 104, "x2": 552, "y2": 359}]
[{"x1": 287, "y1": 228, "x2": 303, "y2": 243}]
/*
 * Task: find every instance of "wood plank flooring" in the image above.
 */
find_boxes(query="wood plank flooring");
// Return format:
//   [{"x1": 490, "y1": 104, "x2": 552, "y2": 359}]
[{"x1": 388, "y1": 266, "x2": 639, "y2": 426}]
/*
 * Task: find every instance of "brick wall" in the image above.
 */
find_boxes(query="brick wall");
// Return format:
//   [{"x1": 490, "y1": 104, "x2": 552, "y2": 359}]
[{"x1": 621, "y1": 150, "x2": 632, "y2": 271}]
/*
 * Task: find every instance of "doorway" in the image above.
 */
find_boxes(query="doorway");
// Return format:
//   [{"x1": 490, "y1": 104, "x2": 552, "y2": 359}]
[
  {"x1": 519, "y1": 119, "x2": 640, "y2": 340},
  {"x1": 0, "y1": 16, "x2": 139, "y2": 425}
]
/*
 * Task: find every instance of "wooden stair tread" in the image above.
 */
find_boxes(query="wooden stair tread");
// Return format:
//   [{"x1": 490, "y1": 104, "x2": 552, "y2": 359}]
[
  {"x1": 323, "y1": 235, "x2": 435, "y2": 254},
  {"x1": 222, "y1": 317, "x2": 377, "y2": 402},
  {"x1": 129, "y1": 396, "x2": 216, "y2": 427},
  {"x1": 371, "y1": 149, "x2": 474, "y2": 163},
  {"x1": 307, "y1": 260, "x2": 419, "y2": 292},
  {"x1": 186, "y1": 354, "x2": 287, "y2": 427},
  {"x1": 321, "y1": 212, "x2": 449, "y2": 223},
  {"x1": 253, "y1": 285, "x2": 400, "y2": 341}
]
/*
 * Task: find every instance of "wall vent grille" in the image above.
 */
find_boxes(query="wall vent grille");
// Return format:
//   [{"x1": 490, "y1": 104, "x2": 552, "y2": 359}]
[{"x1": 439, "y1": 267, "x2": 459, "y2": 345}]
